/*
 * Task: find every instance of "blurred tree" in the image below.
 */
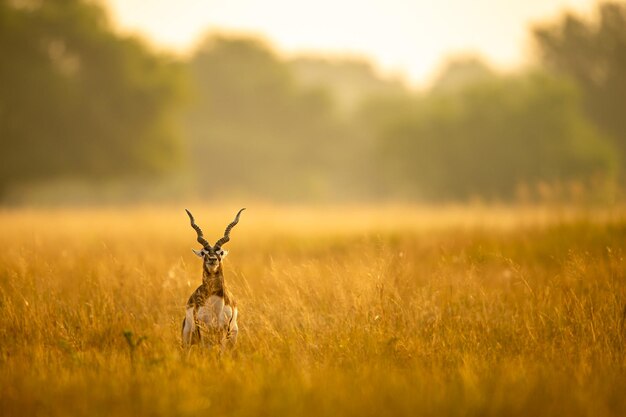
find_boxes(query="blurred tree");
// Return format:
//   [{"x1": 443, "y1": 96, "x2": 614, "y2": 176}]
[
  {"x1": 0, "y1": 0, "x2": 184, "y2": 198},
  {"x1": 185, "y1": 35, "x2": 360, "y2": 201},
  {"x1": 430, "y1": 55, "x2": 496, "y2": 93},
  {"x1": 370, "y1": 70, "x2": 616, "y2": 200},
  {"x1": 534, "y1": 2, "x2": 626, "y2": 170},
  {"x1": 289, "y1": 57, "x2": 408, "y2": 115}
]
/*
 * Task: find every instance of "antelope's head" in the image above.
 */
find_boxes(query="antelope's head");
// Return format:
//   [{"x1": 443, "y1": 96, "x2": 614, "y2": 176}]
[{"x1": 185, "y1": 208, "x2": 245, "y2": 274}]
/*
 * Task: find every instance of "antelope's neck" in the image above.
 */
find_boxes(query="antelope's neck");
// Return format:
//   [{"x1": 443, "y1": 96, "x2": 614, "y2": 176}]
[{"x1": 202, "y1": 267, "x2": 225, "y2": 296}]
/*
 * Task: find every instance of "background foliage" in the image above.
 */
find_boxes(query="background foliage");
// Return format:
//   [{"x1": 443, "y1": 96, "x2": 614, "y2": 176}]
[
  {"x1": 534, "y1": 2, "x2": 626, "y2": 172},
  {"x1": 1, "y1": 0, "x2": 625, "y2": 203},
  {"x1": 0, "y1": 0, "x2": 184, "y2": 196}
]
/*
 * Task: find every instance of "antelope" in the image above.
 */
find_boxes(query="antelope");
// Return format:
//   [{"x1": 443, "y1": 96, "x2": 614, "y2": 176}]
[{"x1": 181, "y1": 208, "x2": 245, "y2": 350}]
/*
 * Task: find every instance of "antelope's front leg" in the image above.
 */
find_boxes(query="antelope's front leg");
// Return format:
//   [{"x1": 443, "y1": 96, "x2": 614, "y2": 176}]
[
  {"x1": 181, "y1": 307, "x2": 196, "y2": 348},
  {"x1": 222, "y1": 305, "x2": 239, "y2": 348}
]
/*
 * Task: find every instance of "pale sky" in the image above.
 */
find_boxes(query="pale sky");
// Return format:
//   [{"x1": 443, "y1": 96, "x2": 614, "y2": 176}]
[{"x1": 103, "y1": 0, "x2": 597, "y2": 86}]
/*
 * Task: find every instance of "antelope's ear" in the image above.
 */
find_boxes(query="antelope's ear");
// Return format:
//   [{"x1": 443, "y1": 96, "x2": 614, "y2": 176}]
[
  {"x1": 192, "y1": 248, "x2": 204, "y2": 257},
  {"x1": 218, "y1": 249, "x2": 229, "y2": 258}
]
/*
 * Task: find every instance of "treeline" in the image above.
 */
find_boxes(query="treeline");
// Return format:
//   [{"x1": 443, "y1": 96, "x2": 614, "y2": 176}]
[
  {"x1": 1, "y1": 0, "x2": 625, "y2": 203},
  {"x1": 0, "y1": 0, "x2": 184, "y2": 199},
  {"x1": 364, "y1": 64, "x2": 616, "y2": 201}
]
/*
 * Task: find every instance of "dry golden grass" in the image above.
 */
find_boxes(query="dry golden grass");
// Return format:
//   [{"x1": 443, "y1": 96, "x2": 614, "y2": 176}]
[{"x1": 1, "y1": 205, "x2": 625, "y2": 417}]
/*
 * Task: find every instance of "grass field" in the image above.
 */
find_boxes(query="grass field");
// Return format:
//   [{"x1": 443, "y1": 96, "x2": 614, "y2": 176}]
[{"x1": 1, "y1": 205, "x2": 625, "y2": 417}]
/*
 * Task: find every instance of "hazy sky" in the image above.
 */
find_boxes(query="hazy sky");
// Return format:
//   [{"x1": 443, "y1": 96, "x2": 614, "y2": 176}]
[{"x1": 103, "y1": 0, "x2": 596, "y2": 85}]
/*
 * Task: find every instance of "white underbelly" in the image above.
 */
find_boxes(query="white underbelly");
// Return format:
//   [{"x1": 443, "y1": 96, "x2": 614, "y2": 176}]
[{"x1": 196, "y1": 295, "x2": 237, "y2": 329}]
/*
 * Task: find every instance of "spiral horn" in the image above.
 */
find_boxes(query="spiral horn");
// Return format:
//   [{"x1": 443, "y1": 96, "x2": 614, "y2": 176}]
[
  {"x1": 185, "y1": 209, "x2": 211, "y2": 248},
  {"x1": 214, "y1": 208, "x2": 246, "y2": 249}
]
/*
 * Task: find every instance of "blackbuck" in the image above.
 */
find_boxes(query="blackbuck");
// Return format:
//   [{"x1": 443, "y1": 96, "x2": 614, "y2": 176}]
[{"x1": 181, "y1": 208, "x2": 245, "y2": 349}]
